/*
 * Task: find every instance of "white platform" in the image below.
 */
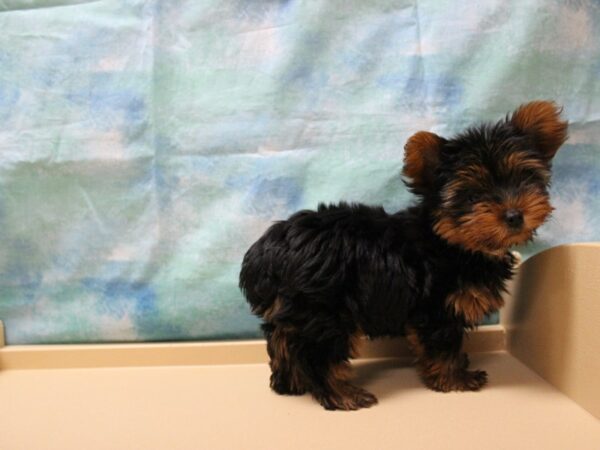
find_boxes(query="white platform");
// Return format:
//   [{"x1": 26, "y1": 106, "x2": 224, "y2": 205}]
[{"x1": 2, "y1": 352, "x2": 599, "y2": 450}]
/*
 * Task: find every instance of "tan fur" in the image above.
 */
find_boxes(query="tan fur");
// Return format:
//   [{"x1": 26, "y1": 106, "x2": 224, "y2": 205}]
[
  {"x1": 419, "y1": 356, "x2": 486, "y2": 392},
  {"x1": 328, "y1": 361, "x2": 352, "y2": 384},
  {"x1": 503, "y1": 151, "x2": 550, "y2": 179},
  {"x1": 268, "y1": 326, "x2": 306, "y2": 393},
  {"x1": 510, "y1": 100, "x2": 568, "y2": 159},
  {"x1": 446, "y1": 286, "x2": 504, "y2": 324},
  {"x1": 434, "y1": 189, "x2": 553, "y2": 256},
  {"x1": 322, "y1": 361, "x2": 377, "y2": 410},
  {"x1": 405, "y1": 326, "x2": 487, "y2": 392},
  {"x1": 349, "y1": 329, "x2": 364, "y2": 359},
  {"x1": 405, "y1": 325, "x2": 425, "y2": 357},
  {"x1": 263, "y1": 297, "x2": 283, "y2": 322},
  {"x1": 455, "y1": 164, "x2": 491, "y2": 185},
  {"x1": 402, "y1": 131, "x2": 444, "y2": 189},
  {"x1": 268, "y1": 326, "x2": 289, "y2": 372}
]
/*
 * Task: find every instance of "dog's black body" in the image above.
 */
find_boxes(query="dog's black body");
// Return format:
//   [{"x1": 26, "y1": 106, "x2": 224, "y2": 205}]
[
  {"x1": 239, "y1": 101, "x2": 567, "y2": 410},
  {"x1": 241, "y1": 201, "x2": 512, "y2": 347}
]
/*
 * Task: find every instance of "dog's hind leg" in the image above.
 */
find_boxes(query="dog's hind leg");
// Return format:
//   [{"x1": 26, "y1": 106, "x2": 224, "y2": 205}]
[
  {"x1": 262, "y1": 296, "x2": 376, "y2": 411},
  {"x1": 265, "y1": 320, "x2": 376, "y2": 410},
  {"x1": 263, "y1": 323, "x2": 308, "y2": 396}
]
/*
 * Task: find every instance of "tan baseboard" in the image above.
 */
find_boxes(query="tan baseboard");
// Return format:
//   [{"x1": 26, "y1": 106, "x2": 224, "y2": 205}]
[
  {"x1": 0, "y1": 325, "x2": 504, "y2": 370},
  {"x1": 358, "y1": 324, "x2": 505, "y2": 359}
]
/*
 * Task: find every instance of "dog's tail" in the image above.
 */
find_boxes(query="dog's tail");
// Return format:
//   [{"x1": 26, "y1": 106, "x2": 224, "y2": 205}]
[{"x1": 239, "y1": 222, "x2": 285, "y2": 318}]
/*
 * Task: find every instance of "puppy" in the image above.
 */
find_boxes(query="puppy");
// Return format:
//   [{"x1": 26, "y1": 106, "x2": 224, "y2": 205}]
[{"x1": 239, "y1": 101, "x2": 568, "y2": 410}]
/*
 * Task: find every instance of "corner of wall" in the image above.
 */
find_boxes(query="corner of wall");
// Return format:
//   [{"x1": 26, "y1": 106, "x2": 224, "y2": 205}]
[{"x1": 503, "y1": 243, "x2": 600, "y2": 419}]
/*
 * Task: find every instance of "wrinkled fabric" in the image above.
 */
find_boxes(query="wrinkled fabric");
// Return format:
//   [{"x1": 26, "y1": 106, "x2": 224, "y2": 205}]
[{"x1": 0, "y1": 0, "x2": 598, "y2": 344}]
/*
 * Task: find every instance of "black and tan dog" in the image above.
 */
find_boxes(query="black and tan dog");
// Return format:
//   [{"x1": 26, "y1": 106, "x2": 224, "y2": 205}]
[{"x1": 239, "y1": 101, "x2": 567, "y2": 410}]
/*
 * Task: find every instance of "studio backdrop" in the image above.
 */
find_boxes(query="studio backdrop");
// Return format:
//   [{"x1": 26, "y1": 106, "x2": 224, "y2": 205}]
[{"x1": 0, "y1": 0, "x2": 598, "y2": 344}]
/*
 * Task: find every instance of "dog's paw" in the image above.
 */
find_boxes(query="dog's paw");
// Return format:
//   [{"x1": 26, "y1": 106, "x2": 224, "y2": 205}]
[
  {"x1": 454, "y1": 369, "x2": 488, "y2": 391},
  {"x1": 316, "y1": 384, "x2": 378, "y2": 411},
  {"x1": 426, "y1": 369, "x2": 488, "y2": 392}
]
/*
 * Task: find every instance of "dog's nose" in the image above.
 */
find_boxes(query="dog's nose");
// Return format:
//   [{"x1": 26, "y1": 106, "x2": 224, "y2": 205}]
[{"x1": 504, "y1": 209, "x2": 524, "y2": 229}]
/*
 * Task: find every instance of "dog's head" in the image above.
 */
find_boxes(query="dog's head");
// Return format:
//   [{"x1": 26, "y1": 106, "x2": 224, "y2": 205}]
[{"x1": 403, "y1": 101, "x2": 568, "y2": 256}]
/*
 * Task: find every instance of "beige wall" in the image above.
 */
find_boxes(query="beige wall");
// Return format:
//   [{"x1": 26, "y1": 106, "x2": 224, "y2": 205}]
[{"x1": 503, "y1": 243, "x2": 600, "y2": 419}]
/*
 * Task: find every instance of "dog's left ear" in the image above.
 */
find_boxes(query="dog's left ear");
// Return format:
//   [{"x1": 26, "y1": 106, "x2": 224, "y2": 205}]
[
  {"x1": 510, "y1": 100, "x2": 568, "y2": 160},
  {"x1": 402, "y1": 131, "x2": 446, "y2": 193}
]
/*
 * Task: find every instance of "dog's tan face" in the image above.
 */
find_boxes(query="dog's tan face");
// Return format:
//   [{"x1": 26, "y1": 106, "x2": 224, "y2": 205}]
[{"x1": 403, "y1": 101, "x2": 568, "y2": 256}]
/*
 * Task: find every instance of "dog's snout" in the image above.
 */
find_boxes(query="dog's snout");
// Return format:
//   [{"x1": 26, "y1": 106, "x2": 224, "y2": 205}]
[{"x1": 504, "y1": 209, "x2": 524, "y2": 229}]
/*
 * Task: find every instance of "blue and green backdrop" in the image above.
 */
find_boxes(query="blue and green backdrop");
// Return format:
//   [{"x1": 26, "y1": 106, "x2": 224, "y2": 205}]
[{"x1": 0, "y1": 0, "x2": 598, "y2": 344}]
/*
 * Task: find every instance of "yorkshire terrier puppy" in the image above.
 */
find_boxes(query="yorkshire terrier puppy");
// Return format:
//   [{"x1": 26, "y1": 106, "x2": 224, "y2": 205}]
[{"x1": 239, "y1": 101, "x2": 568, "y2": 410}]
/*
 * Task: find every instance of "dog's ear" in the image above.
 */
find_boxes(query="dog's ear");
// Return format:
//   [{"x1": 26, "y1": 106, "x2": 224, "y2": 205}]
[
  {"x1": 402, "y1": 131, "x2": 445, "y2": 192},
  {"x1": 510, "y1": 100, "x2": 568, "y2": 160}
]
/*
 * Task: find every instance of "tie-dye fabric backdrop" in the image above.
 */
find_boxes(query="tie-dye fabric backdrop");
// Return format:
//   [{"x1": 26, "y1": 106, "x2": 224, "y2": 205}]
[{"x1": 0, "y1": 0, "x2": 598, "y2": 344}]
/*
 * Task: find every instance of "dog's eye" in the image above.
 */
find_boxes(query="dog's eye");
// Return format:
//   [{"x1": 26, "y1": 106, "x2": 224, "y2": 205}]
[{"x1": 467, "y1": 195, "x2": 477, "y2": 204}]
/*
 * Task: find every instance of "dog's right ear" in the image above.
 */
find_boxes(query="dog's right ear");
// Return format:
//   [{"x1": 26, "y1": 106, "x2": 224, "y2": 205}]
[
  {"x1": 402, "y1": 131, "x2": 445, "y2": 193},
  {"x1": 509, "y1": 100, "x2": 568, "y2": 161}
]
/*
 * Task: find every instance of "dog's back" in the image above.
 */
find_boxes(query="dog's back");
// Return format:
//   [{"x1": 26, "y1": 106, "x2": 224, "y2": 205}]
[{"x1": 239, "y1": 202, "x2": 391, "y2": 317}]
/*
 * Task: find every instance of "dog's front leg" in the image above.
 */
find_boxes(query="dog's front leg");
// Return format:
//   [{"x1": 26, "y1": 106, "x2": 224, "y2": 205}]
[{"x1": 405, "y1": 322, "x2": 487, "y2": 392}]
